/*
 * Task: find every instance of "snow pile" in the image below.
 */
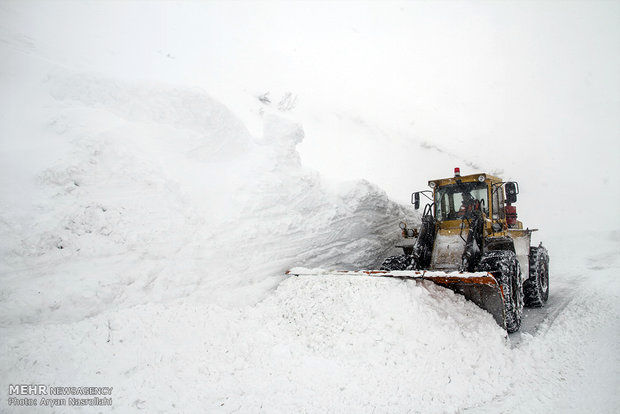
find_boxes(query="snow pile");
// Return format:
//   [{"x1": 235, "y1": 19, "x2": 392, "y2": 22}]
[
  {"x1": 0, "y1": 50, "x2": 414, "y2": 329},
  {"x1": 3, "y1": 233, "x2": 619, "y2": 412},
  {"x1": 2, "y1": 275, "x2": 510, "y2": 413}
]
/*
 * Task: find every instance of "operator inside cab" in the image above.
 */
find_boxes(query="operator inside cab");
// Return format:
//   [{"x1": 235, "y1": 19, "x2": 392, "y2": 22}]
[
  {"x1": 435, "y1": 181, "x2": 489, "y2": 221},
  {"x1": 457, "y1": 192, "x2": 481, "y2": 218}
]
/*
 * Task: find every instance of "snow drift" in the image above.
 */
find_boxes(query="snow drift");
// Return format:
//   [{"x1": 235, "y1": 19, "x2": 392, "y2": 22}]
[{"x1": 0, "y1": 51, "x2": 415, "y2": 328}]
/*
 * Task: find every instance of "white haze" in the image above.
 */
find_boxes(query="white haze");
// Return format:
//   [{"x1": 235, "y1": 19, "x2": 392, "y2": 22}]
[{"x1": 3, "y1": 1, "x2": 619, "y2": 236}]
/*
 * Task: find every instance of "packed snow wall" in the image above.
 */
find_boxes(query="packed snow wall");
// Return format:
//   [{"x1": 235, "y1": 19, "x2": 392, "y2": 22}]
[{"x1": 0, "y1": 57, "x2": 416, "y2": 327}]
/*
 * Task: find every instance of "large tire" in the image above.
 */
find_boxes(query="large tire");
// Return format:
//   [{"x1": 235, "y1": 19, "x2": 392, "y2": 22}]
[
  {"x1": 380, "y1": 255, "x2": 412, "y2": 271},
  {"x1": 524, "y1": 245, "x2": 549, "y2": 307},
  {"x1": 477, "y1": 250, "x2": 524, "y2": 333}
]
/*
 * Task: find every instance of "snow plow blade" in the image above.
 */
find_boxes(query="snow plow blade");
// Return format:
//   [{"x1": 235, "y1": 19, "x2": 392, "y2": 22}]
[{"x1": 286, "y1": 269, "x2": 506, "y2": 329}]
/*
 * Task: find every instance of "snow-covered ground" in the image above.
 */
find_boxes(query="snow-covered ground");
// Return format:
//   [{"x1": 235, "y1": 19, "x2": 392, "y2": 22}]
[{"x1": 1, "y1": 2, "x2": 619, "y2": 413}]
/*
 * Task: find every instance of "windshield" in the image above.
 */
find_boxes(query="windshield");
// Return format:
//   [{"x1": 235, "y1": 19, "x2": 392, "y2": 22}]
[{"x1": 434, "y1": 181, "x2": 489, "y2": 221}]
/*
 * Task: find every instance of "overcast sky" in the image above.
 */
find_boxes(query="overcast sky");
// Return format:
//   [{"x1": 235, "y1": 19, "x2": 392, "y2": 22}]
[{"x1": 2, "y1": 1, "x2": 619, "y2": 233}]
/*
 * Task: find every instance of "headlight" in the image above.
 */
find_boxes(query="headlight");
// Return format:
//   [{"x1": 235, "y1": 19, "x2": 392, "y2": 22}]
[
  {"x1": 399, "y1": 221, "x2": 407, "y2": 229},
  {"x1": 429, "y1": 181, "x2": 436, "y2": 188},
  {"x1": 478, "y1": 175, "x2": 486, "y2": 182}
]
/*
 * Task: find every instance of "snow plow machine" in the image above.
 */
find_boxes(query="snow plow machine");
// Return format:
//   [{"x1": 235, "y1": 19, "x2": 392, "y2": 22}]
[{"x1": 288, "y1": 168, "x2": 549, "y2": 333}]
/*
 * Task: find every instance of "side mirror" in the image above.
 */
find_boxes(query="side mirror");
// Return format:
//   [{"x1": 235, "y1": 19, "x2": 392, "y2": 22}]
[
  {"x1": 412, "y1": 192, "x2": 420, "y2": 210},
  {"x1": 505, "y1": 182, "x2": 519, "y2": 204}
]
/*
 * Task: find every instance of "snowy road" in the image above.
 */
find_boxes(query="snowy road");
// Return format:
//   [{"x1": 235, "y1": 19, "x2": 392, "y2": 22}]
[
  {"x1": 510, "y1": 283, "x2": 575, "y2": 347},
  {"x1": 474, "y1": 232, "x2": 620, "y2": 412}
]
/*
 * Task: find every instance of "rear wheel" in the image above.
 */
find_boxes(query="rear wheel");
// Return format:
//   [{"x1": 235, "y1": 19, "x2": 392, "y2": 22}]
[
  {"x1": 524, "y1": 245, "x2": 549, "y2": 307},
  {"x1": 477, "y1": 250, "x2": 523, "y2": 333}
]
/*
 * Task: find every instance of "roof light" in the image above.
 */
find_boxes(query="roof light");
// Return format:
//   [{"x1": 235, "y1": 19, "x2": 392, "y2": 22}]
[
  {"x1": 478, "y1": 175, "x2": 486, "y2": 182},
  {"x1": 454, "y1": 167, "x2": 460, "y2": 177},
  {"x1": 429, "y1": 181, "x2": 436, "y2": 188}
]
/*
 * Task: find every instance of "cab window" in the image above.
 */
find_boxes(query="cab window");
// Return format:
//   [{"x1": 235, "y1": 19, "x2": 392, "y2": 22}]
[{"x1": 434, "y1": 182, "x2": 489, "y2": 221}]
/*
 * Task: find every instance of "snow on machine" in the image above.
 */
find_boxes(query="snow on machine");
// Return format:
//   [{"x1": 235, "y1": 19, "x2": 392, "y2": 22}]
[{"x1": 288, "y1": 168, "x2": 549, "y2": 333}]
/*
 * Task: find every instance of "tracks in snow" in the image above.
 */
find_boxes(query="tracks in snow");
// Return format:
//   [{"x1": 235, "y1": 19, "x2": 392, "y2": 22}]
[{"x1": 509, "y1": 283, "x2": 575, "y2": 347}]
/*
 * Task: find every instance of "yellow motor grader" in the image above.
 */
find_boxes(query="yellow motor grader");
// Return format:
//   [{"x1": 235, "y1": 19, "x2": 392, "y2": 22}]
[{"x1": 289, "y1": 168, "x2": 549, "y2": 333}]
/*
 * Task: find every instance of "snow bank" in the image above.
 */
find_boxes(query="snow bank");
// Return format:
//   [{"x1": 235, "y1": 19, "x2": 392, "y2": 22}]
[
  {"x1": 2, "y1": 275, "x2": 509, "y2": 413},
  {"x1": 0, "y1": 49, "x2": 415, "y2": 328}
]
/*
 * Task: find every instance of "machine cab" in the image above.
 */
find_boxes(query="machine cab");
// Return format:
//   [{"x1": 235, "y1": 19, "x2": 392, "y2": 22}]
[{"x1": 413, "y1": 168, "x2": 521, "y2": 232}]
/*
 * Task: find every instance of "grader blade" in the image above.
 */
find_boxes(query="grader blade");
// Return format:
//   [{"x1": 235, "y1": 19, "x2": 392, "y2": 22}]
[{"x1": 286, "y1": 269, "x2": 506, "y2": 329}]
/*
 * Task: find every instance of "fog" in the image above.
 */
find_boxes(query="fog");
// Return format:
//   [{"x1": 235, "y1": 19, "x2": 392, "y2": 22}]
[{"x1": 3, "y1": 0, "x2": 619, "y2": 236}]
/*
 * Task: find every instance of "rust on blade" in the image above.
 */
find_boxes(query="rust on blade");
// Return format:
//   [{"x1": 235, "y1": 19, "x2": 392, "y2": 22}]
[{"x1": 421, "y1": 275, "x2": 499, "y2": 287}]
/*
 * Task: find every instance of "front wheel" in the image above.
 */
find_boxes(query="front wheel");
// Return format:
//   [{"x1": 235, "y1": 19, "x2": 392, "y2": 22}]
[
  {"x1": 477, "y1": 250, "x2": 524, "y2": 333},
  {"x1": 380, "y1": 254, "x2": 412, "y2": 271}
]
